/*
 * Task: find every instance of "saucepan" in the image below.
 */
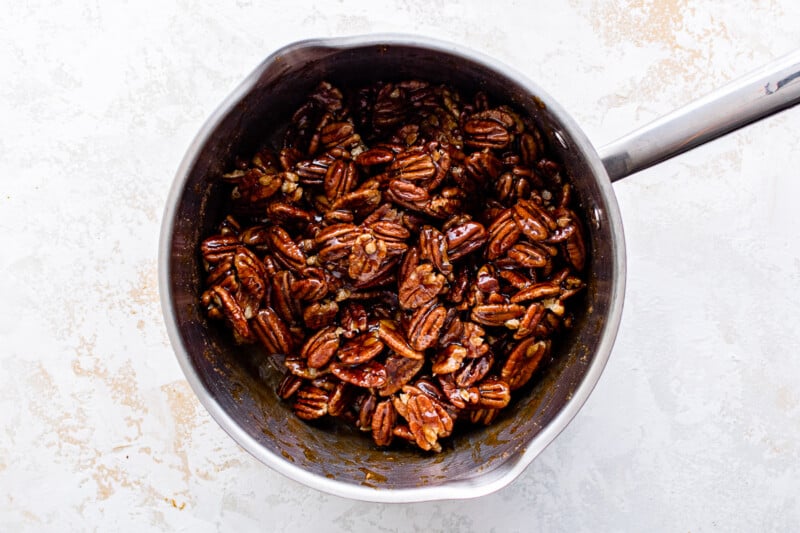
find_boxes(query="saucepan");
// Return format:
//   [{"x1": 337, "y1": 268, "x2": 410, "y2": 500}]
[{"x1": 158, "y1": 34, "x2": 800, "y2": 502}]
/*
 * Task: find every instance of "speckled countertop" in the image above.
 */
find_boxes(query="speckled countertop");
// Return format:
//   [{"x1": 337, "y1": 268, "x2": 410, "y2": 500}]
[{"x1": 2, "y1": 1, "x2": 800, "y2": 531}]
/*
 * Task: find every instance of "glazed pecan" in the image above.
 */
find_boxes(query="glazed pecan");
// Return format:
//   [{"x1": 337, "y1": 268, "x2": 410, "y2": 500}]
[
  {"x1": 418, "y1": 226, "x2": 452, "y2": 278},
  {"x1": 302, "y1": 300, "x2": 339, "y2": 330},
  {"x1": 378, "y1": 353, "x2": 425, "y2": 396},
  {"x1": 444, "y1": 220, "x2": 488, "y2": 261},
  {"x1": 301, "y1": 326, "x2": 341, "y2": 369},
  {"x1": 397, "y1": 386, "x2": 454, "y2": 452},
  {"x1": 330, "y1": 360, "x2": 387, "y2": 388},
  {"x1": 470, "y1": 303, "x2": 526, "y2": 327},
  {"x1": 252, "y1": 307, "x2": 293, "y2": 355},
  {"x1": 337, "y1": 331, "x2": 384, "y2": 364},
  {"x1": 371, "y1": 400, "x2": 396, "y2": 447},
  {"x1": 405, "y1": 300, "x2": 447, "y2": 351},
  {"x1": 377, "y1": 320, "x2": 423, "y2": 360},
  {"x1": 475, "y1": 377, "x2": 511, "y2": 409},
  {"x1": 398, "y1": 263, "x2": 445, "y2": 310},
  {"x1": 293, "y1": 384, "x2": 330, "y2": 420},
  {"x1": 501, "y1": 338, "x2": 550, "y2": 390},
  {"x1": 199, "y1": 78, "x2": 588, "y2": 452},
  {"x1": 486, "y1": 209, "x2": 521, "y2": 259},
  {"x1": 324, "y1": 158, "x2": 359, "y2": 201}
]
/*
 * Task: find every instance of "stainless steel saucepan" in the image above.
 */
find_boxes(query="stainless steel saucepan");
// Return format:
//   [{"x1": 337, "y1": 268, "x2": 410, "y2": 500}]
[{"x1": 159, "y1": 34, "x2": 800, "y2": 502}]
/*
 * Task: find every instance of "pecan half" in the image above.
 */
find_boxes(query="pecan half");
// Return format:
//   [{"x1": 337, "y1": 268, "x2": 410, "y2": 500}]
[
  {"x1": 406, "y1": 300, "x2": 447, "y2": 352},
  {"x1": 377, "y1": 320, "x2": 423, "y2": 360},
  {"x1": 371, "y1": 400, "x2": 397, "y2": 447},
  {"x1": 293, "y1": 384, "x2": 330, "y2": 420},
  {"x1": 252, "y1": 307, "x2": 293, "y2": 355},
  {"x1": 301, "y1": 326, "x2": 341, "y2": 369},
  {"x1": 337, "y1": 331, "x2": 385, "y2": 364},
  {"x1": 501, "y1": 338, "x2": 550, "y2": 390},
  {"x1": 329, "y1": 360, "x2": 387, "y2": 388},
  {"x1": 398, "y1": 263, "x2": 446, "y2": 310}
]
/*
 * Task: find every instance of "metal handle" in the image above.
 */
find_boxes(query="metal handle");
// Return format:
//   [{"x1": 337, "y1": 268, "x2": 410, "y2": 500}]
[{"x1": 599, "y1": 50, "x2": 800, "y2": 182}]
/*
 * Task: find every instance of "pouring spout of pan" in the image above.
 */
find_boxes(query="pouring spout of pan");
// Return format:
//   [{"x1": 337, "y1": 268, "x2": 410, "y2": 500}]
[{"x1": 599, "y1": 49, "x2": 800, "y2": 183}]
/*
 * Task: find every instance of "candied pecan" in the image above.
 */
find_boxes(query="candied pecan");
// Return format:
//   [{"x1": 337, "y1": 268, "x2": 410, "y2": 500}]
[
  {"x1": 486, "y1": 209, "x2": 522, "y2": 259},
  {"x1": 444, "y1": 220, "x2": 487, "y2": 261},
  {"x1": 201, "y1": 234, "x2": 240, "y2": 264},
  {"x1": 509, "y1": 281, "x2": 562, "y2": 303},
  {"x1": 475, "y1": 377, "x2": 511, "y2": 409},
  {"x1": 453, "y1": 351, "x2": 494, "y2": 388},
  {"x1": 513, "y1": 198, "x2": 554, "y2": 241},
  {"x1": 356, "y1": 146, "x2": 396, "y2": 167},
  {"x1": 252, "y1": 307, "x2": 293, "y2": 355},
  {"x1": 438, "y1": 373, "x2": 479, "y2": 409},
  {"x1": 371, "y1": 400, "x2": 396, "y2": 447},
  {"x1": 201, "y1": 285, "x2": 253, "y2": 342},
  {"x1": 377, "y1": 320, "x2": 423, "y2": 360},
  {"x1": 392, "y1": 424, "x2": 416, "y2": 443},
  {"x1": 302, "y1": 300, "x2": 339, "y2": 330},
  {"x1": 463, "y1": 108, "x2": 521, "y2": 150},
  {"x1": 293, "y1": 384, "x2": 330, "y2": 420},
  {"x1": 232, "y1": 168, "x2": 285, "y2": 204},
  {"x1": 386, "y1": 178, "x2": 429, "y2": 207},
  {"x1": 432, "y1": 344, "x2": 467, "y2": 375},
  {"x1": 501, "y1": 338, "x2": 550, "y2": 390},
  {"x1": 406, "y1": 300, "x2": 447, "y2": 351},
  {"x1": 418, "y1": 225, "x2": 452, "y2": 278},
  {"x1": 199, "y1": 78, "x2": 589, "y2": 452},
  {"x1": 277, "y1": 373, "x2": 304, "y2": 399},
  {"x1": 295, "y1": 151, "x2": 336, "y2": 185},
  {"x1": 330, "y1": 360, "x2": 387, "y2": 388},
  {"x1": 315, "y1": 223, "x2": 359, "y2": 261},
  {"x1": 339, "y1": 301, "x2": 368, "y2": 338},
  {"x1": 559, "y1": 210, "x2": 586, "y2": 272},
  {"x1": 423, "y1": 187, "x2": 464, "y2": 219},
  {"x1": 329, "y1": 186, "x2": 382, "y2": 216},
  {"x1": 398, "y1": 245, "x2": 420, "y2": 285},
  {"x1": 470, "y1": 303, "x2": 526, "y2": 327},
  {"x1": 388, "y1": 147, "x2": 437, "y2": 182},
  {"x1": 284, "y1": 355, "x2": 322, "y2": 379},
  {"x1": 324, "y1": 158, "x2": 358, "y2": 201},
  {"x1": 291, "y1": 274, "x2": 328, "y2": 302},
  {"x1": 267, "y1": 226, "x2": 307, "y2": 271},
  {"x1": 320, "y1": 121, "x2": 361, "y2": 151},
  {"x1": 348, "y1": 232, "x2": 388, "y2": 284},
  {"x1": 301, "y1": 326, "x2": 341, "y2": 369},
  {"x1": 373, "y1": 82, "x2": 407, "y2": 130},
  {"x1": 357, "y1": 393, "x2": 378, "y2": 431},
  {"x1": 369, "y1": 220, "x2": 410, "y2": 242},
  {"x1": 445, "y1": 266, "x2": 470, "y2": 306},
  {"x1": 398, "y1": 263, "x2": 446, "y2": 310},
  {"x1": 507, "y1": 242, "x2": 550, "y2": 268},
  {"x1": 351, "y1": 256, "x2": 399, "y2": 290},
  {"x1": 464, "y1": 150, "x2": 502, "y2": 189},
  {"x1": 399, "y1": 386, "x2": 454, "y2": 452},
  {"x1": 476, "y1": 264, "x2": 500, "y2": 293},
  {"x1": 269, "y1": 270, "x2": 302, "y2": 325},
  {"x1": 468, "y1": 408, "x2": 500, "y2": 425},
  {"x1": 514, "y1": 302, "x2": 546, "y2": 339},
  {"x1": 378, "y1": 353, "x2": 425, "y2": 396},
  {"x1": 337, "y1": 331, "x2": 384, "y2": 364},
  {"x1": 327, "y1": 380, "x2": 353, "y2": 417}
]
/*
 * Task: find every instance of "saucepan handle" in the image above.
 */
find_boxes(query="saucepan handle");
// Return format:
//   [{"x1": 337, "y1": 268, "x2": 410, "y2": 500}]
[{"x1": 599, "y1": 50, "x2": 800, "y2": 182}]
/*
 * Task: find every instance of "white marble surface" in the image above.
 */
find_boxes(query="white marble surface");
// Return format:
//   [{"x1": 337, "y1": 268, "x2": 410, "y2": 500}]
[{"x1": 2, "y1": 0, "x2": 800, "y2": 530}]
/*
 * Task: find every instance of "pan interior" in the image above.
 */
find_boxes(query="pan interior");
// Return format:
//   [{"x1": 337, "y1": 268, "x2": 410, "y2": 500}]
[{"x1": 164, "y1": 41, "x2": 620, "y2": 492}]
